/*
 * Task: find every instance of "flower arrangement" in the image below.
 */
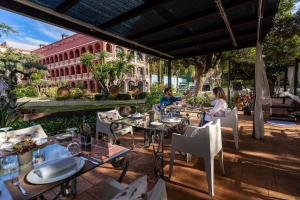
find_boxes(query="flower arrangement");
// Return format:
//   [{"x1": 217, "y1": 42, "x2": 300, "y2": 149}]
[{"x1": 13, "y1": 138, "x2": 37, "y2": 154}]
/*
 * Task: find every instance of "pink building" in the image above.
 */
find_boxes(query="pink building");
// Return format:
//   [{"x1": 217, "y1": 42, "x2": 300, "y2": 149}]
[{"x1": 33, "y1": 34, "x2": 150, "y2": 93}]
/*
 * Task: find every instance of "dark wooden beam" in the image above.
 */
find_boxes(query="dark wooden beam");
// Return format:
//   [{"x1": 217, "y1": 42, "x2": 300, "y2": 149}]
[
  {"x1": 99, "y1": 0, "x2": 168, "y2": 29},
  {"x1": 294, "y1": 59, "x2": 299, "y2": 95},
  {"x1": 214, "y1": 0, "x2": 237, "y2": 47},
  {"x1": 54, "y1": 0, "x2": 81, "y2": 13},
  {"x1": 0, "y1": 0, "x2": 173, "y2": 60},
  {"x1": 127, "y1": 0, "x2": 254, "y2": 40},
  {"x1": 160, "y1": 22, "x2": 273, "y2": 52}
]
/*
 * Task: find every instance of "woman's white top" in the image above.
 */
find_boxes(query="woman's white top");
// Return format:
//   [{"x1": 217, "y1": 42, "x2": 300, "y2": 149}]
[{"x1": 205, "y1": 98, "x2": 228, "y2": 121}]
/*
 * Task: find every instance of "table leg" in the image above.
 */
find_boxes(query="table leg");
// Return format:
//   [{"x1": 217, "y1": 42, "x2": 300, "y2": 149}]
[
  {"x1": 153, "y1": 130, "x2": 165, "y2": 179},
  {"x1": 111, "y1": 156, "x2": 129, "y2": 183}
]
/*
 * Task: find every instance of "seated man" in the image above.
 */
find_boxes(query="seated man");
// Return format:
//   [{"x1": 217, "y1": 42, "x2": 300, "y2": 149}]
[{"x1": 160, "y1": 87, "x2": 182, "y2": 107}]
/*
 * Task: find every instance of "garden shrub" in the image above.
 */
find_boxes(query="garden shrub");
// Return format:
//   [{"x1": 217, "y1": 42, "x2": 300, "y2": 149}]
[
  {"x1": 94, "y1": 94, "x2": 108, "y2": 100},
  {"x1": 117, "y1": 93, "x2": 131, "y2": 100},
  {"x1": 70, "y1": 88, "x2": 82, "y2": 99},
  {"x1": 145, "y1": 92, "x2": 163, "y2": 110},
  {"x1": 13, "y1": 85, "x2": 38, "y2": 98},
  {"x1": 136, "y1": 92, "x2": 148, "y2": 99},
  {"x1": 43, "y1": 87, "x2": 58, "y2": 98},
  {"x1": 55, "y1": 95, "x2": 71, "y2": 100}
]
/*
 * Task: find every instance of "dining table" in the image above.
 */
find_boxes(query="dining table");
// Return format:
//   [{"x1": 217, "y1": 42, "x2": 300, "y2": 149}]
[
  {"x1": 113, "y1": 113, "x2": 189, "y2": 179},
  {"x1": 0, "y1": 133, "x2": 129, "y2": 200}
]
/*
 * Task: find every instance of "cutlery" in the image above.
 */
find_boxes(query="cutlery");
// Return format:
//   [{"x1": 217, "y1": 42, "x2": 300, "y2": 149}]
[
  {"x1": 80, "y1": 156, "x2": 100, "y2": 165},
  {"x1": 12, "y1": 178, "x2": 27, "y2": 196}
]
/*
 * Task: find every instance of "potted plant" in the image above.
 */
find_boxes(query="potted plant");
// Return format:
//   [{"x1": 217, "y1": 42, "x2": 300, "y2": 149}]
[{"x1": 13, "y1": 139, "x2": 37, "y2": 165}]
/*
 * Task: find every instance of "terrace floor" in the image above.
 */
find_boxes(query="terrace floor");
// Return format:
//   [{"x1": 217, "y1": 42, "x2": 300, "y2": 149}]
[{"x1": 45, "y1": 113, "x2": 300, "y2": 200}]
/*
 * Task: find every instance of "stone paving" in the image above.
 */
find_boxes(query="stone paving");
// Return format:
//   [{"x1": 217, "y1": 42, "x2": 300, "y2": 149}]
[{"x1": 44, "y1": 113, "x2": 300, "y2": 199}]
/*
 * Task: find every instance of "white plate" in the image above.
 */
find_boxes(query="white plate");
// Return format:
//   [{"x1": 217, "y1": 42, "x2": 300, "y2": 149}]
[
  {"x1": 26, "y1": 157, "x2": 84, "y2": 184},
  {"x1": 55, "y1": 134, "x2": 72, "y2": 140},
  {"x1": 128, "y1": 113, "x2": 144, "y2": 118},
  {"x1": 150, "y1": 122, "x2": 163, "y2": 126},
  {"x1": 161, "y1": 118, "x2": 181, "y2": 123}
]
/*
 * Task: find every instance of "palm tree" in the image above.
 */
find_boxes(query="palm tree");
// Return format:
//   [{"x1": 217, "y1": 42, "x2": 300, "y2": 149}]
[
  {"x1": 0, "y1": 23, "x2": 17, "y2": 37},
  {"x1": 81, "y1": 50, "x2": 134, "y2": 94}
]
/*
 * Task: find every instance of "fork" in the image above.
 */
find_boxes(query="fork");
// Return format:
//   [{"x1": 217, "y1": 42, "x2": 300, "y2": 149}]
[{"x1": 12, "y1": 178, "x2": 27, "y2": 196}]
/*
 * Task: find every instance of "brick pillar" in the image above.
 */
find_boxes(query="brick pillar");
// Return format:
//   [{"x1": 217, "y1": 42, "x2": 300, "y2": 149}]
[{"x1": 94, "y1": 80, "x2": 98, "y2": 93}]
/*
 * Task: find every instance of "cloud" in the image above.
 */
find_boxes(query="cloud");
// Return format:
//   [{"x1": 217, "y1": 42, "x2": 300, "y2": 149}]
[
  {"x1": 36, "y1": 22, "x2": 74, "y2": 40},
  {"x1": 24, "y1": 37, "x2": 50, "y2": 45}
]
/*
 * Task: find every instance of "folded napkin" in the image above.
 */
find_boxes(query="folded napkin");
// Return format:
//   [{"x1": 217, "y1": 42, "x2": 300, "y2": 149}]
[{"x1": 34, "y1": 157, "x2": 77, "y2": 179}]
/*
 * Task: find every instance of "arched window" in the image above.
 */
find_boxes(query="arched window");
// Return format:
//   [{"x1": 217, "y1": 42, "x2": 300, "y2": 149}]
[
  {"x1": 94, "y1": 43, "x2": 101, "y2": 52},
  {"x1": 128, "y1": 50, "x2": 135, "y2": 59},
  {"x1": 75, "y1": 49, "x2": 80, "y2": 57},
  {"x1": 83, "y1": 81, "x2": 88, "y2": 89},
  {"x1": 46, "y1": 58, "x2": 49, "y2": 64},
  {"x1": 106, "y1": 43, "x2": 112, "y2": 53},
  {"x1": 56, "y1": 69, "x2": 59, "y2": 77},
  {"x1": 70, "y1": 51, "x2": 74, "y2": 59},
  {"x1": 64, "y1": 52, "x2": 68, "y2": 60},
  {"x1": 90, "y1": 80, "x2": 95, "y2": 92},
  {"x1": 59, "y1": 54, "x2": 63, "y2": 61},
  {"x1": 137, "y1": 52, "x2": 144, "y2": 62},
  {"x1": 60, "y1": 68, "x2": 64, "y2": 76},
  {"x1": 128, "y1": 81, "x2": 135, "y2": 91},
  {"x1": 51, "y1": 70, "x2": 55, "y2": 77},
  {"x1": 116, "y1": 46, "x2": 124, "y2": 55},
  {"x1": 76, "y1": 65, "x2": 81, "y2": 74},
  {"x1": 55, "y1": 55, "x2": 58, "y2": 62},
  {"x1": 137, "y1": 67, "x2": 143, "y2": 75},
  {"x1": 82, "y1": 65, "x2": 87, "y2": 73},
  {"x1": 65, "y1": 68, "x2": 69, "y2": 76},
  {"x1": 71, "y1": 66, "x2": 75, "y2": 75},
  {"x1": 88, "y1": 45, "x2": 93, "y2": 53},
  {"x1": 81, "y1": 47, "x2": 86, "y2": 54},
  {"x1": 138, "y1": 81, "x2": 143, "y2": 92},
  {"x1": 50, "y1": 57, "x2": 54, "y2": 63}
]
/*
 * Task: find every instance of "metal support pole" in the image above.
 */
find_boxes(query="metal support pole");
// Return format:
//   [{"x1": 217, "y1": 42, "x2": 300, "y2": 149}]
[
  {"x1": 283, "y1": 67, "x2": 288, "y2": 104},
  {"x1": 294, "y1": 59, "x2": 299, "y2": 95},
  {"x1": 167, "y1": 60, "x2": 172, "y2": 87},
  {"x1": 227, "y1": 60, "x2": 231, "y2": 105}
]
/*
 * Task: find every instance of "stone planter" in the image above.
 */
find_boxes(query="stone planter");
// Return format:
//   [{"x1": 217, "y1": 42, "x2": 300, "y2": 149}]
[{"x1": 18, "y1": 150, "x2": 33, "y2": 165}]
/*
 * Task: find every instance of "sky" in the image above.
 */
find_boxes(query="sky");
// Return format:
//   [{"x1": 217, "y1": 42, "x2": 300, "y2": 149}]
[
  {"x1": 0, "y1": 2, "x2": 299, "y2": 49},
  {"x1": 0, "y1": 9, "x2": 74, "y2": 48}
]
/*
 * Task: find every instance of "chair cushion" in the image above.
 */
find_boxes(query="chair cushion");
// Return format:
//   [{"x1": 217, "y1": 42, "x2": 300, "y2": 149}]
[
  {"x1": 99, "y1": 110, "x2": 121, "y2": 123},
  {"x1": 112, "y1": 175, "x2": 147, "y2": 200}
]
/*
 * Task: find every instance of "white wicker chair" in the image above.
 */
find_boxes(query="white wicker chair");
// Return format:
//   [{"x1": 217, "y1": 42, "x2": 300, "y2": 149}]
[
  {"x1": 96, "y1": 109, "x2": 134, "y2": 145},
  {"x1": 209, "y1": 107, "x2": 239, "y2": 149},
  {"x1": 169, "y1": 119, "x2": 225, "y2": 197},
  {"x1": 93, "y1": 177, "x2": 167, "y2": 200}
]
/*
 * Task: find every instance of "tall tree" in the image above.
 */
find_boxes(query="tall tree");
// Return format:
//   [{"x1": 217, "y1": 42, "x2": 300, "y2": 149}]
[{"x1": 176, "y1": 53, "x2": 223, "y2": 96}]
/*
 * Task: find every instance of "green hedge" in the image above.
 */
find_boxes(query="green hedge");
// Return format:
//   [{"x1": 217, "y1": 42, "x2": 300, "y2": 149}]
[
  {"x1": 43, "y1": 87, "x2": 58, "y2": 98},
  {"x1": 13, "y1": 85, "x2": 39, "y2": 98},
  {"x1": 95, "y1": 92, "x2": 147, "y2": 101},
  {"x1": 70, "y1": 88, "x2": 83, "y2": 99}
]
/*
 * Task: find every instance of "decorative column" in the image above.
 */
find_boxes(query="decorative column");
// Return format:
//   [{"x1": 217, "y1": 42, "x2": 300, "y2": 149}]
[{"x1": 167, "y1": 60, "x2": 172, "y2": 87}]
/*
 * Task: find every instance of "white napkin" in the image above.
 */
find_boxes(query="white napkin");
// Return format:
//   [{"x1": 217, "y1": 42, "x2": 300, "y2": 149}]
[{"x1": 34, "y1": 157, "x2": 77, "y2": 179}]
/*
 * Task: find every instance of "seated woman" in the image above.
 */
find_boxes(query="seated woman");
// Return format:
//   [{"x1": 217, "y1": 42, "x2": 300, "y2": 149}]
[{"x1": 201, "y1": 87, "x2": 228, "y2": 125}]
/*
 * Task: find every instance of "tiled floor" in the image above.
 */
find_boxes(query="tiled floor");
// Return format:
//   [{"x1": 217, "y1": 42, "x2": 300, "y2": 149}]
[{"x1": 49, "y1": 113, "x2": 300, "y2": 199}]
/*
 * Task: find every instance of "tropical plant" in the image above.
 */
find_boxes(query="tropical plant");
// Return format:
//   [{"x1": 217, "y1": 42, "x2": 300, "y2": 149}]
[
  {"x1": 0, "y1": 102, "x2": 26, "y2": 128},
  {"x1": 81, "y1": 50, "x2": 134, "y2": 94},
  {"x1": 0, "y1": 22, "x2": 17, "y2": 37},
  {"x1": 0, "y1": 48, "x2": 46, "y2": 108}
]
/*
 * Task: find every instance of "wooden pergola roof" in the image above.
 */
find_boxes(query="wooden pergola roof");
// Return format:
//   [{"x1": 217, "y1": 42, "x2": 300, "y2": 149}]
[{"x1": 0, "y1": 0, "x2": 279, "y2": 60}]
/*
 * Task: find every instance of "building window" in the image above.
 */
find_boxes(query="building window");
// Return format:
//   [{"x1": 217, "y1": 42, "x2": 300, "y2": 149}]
[
  {"x1": 116, "y1": 46, "x2": 124, "y2": 55},
  {"x1": 106, "y1": 43, "x2": 112, "y2": 53},
  {"x1": 128, "y1": 50, "x2": 135, "y2": 59},
  {"x1": 55, "y1": 55, "x2": 58, "y2": 62},
  {"x1": 95, "y1": 43, "x2": 101, "y2": 52},
  {"x1": 88, "y1": 45, "x2": 93, "y2": 53},
  {"x1": 60, "y1": 68, "x2": 64, "y2": 76},
  {"x1": 76, "y1": 65, "x2": 81, "y2": 74},
  {"x1": 59, "y1": 54, "x2": 63, "y2": 61},
  {"x1": 137, "y1": 52, "x2": 143, "y2": 62},
  {"x1": 46, "y1": 58, "x2": 49, "y2": 64},
  {"x1": 70, "y1": 51, "x2": 74, "y2": 59},
  {"x1": 64, "y1": 52, "x2": 68, "y2": 60},
  {"x1": 65, "y1": 68, "x2": 69, "y2": 75},
  {"x1": 137, "y1": 67, "x2": 143, "y2": 75},
  {"x1": 71, "y1": 66, "x2": 75, "y2": 75},
  {"x1": 128, "y1": 81, "x2": 135, "y2": 91},
  {"x1": 81, "y1": 47, "x2": 86, "y2": 54},
  {"x1": 75, "y1": 49, "x2": 80, "y2": 57},
  {"x1": 50, "y1": 57, "x2": 54, "y2": 63}
]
